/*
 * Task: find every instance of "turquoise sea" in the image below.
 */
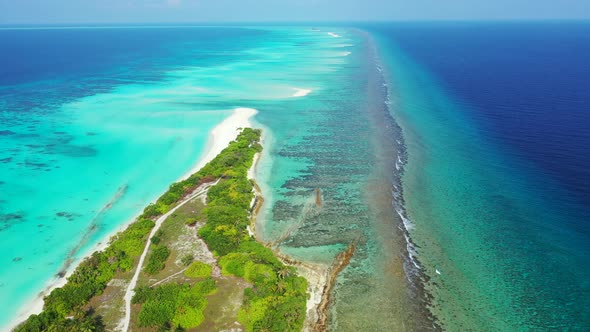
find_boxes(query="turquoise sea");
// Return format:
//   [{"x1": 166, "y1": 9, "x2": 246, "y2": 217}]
[
  {"x1": 0, "y1": 26, "x2": 359, "y2": 327},
  {"x1": 2, "y1": 23, "x2": 590, "y2": 331}
]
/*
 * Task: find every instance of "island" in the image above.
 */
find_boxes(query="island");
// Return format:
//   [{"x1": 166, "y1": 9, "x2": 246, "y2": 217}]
[{"x1": 15, "y1": 128, "x2": 308, "y2": 332}]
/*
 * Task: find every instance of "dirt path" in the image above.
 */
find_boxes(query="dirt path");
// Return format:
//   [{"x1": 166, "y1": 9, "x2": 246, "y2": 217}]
[
  {"x1": 120, "y1": 181, "x2": 217, "y2": 332},
  {"x1": 149, "y1": 267, "x2": 189, "y2": 288}
]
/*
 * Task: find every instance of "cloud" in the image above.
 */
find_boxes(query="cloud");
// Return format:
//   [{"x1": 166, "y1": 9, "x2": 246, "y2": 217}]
[{"x1": 167, "y1": 0, "x2": 181, "y2": 6}]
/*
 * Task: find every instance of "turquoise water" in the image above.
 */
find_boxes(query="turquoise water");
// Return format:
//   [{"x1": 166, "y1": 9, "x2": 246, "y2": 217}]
[
  {"x1": 372, "y1": 23, "x2": 590, "y2": 330},
  {"x1": 0, "y1": 26, "x2": 358, "y2": 327},
  {"x1": 253, "y1": 30, "x2": 435, "y2": 330}
]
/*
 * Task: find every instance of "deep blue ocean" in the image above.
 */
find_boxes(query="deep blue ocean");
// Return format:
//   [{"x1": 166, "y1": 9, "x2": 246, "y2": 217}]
[
  {"x1": 382, "y1": 22, "x2": 590, "y2": 206},
  {"x1": 371, "y1": 22, "x2": 590, "y2": 330}
]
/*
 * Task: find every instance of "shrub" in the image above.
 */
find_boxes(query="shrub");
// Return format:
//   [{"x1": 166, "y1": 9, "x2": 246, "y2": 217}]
[
  {"x1": 172, "y1": 306, "x2": 205, "y2": 329},
  {"x1": 151, "y1": 230, "x2": 164, "y2": 245},
  {"x1": 218, "y1": 253, "x2": 250, "y2": 277},
  {"x1": 243, "y1": 261, "x2": 276, "y2": 285},
  {"x1": 138, "y1": 300, "x2": 176, "y2": 328},
  {"x1": 191, "y1": 277, "x2": 217, "y2": 296},
  {"x1": 184, "y1": 261, "x2": 212, "y2": 279},
  {"x1": 134, "y1": 282, "x2": 215, "y2": 330},
  {"x1": 145, "y1": 245, "x2": 171, "y2": 275},
  {"x1": 180, "y1": 254, "x2": 194, "y2": 267}
]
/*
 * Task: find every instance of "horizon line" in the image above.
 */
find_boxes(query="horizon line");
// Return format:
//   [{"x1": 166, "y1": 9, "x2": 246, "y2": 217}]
[{"x1": 1, "y1": 18, "x2": 589, "y2": 28}]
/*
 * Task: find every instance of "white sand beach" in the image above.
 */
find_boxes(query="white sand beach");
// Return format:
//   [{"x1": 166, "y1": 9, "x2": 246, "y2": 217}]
[{"x1": 186, "y1": 107, "x2": 258, "y2": 176}]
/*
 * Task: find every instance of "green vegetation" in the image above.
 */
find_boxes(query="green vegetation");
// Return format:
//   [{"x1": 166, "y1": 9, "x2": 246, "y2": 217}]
[
  {"x1": 132, "y1": 279, "x2": 216, "y2": 330},
  {"x1": 151, "y1": 229, "x2": 164, "y2": 245},
  {"x1": 145, "y1": 245, "x2": 171, "y2": 275},
  {"x1": 195, "y1": 129, "x2": 308, "y2": 331},
  {"x1": 15, "y1": 128, "x2": 308, "y2": 332},
  {"x1": 14, "y1": 309, "x2": 105, "y2": 332},
  {"x1": 180, "y1": 254, "x2": 194, "y2": 267},
  {"x1": 184, "y1": 261, "x2": 213, "y2": 279}
]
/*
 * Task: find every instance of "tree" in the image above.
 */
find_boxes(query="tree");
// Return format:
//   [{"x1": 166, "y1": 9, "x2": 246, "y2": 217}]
[{"x1": 278, "y1": 268, "x2": 290, "y2": 279}]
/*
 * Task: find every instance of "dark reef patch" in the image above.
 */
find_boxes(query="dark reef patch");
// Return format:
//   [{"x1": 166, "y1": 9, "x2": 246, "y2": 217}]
[
  {"x1": 49, "y1": 145, "x2": 98, "y2": 157},
  {"x1": 19, "y1": 161, "x2": 49, "y2": 169},
  {"x1": 272, "y1": 200, "x2": 304, "y2": 220},
  {"x1": 55, "y1": 211, "x2": 81, "y2": 221},
  {"x1": 0, "y1": 212, "x2": 24, "y2": 221},
  {"x1": 0, "y1": 130, "x2": 16, "y2": 136},
  {"x1": 0, "y1": 212, "x2": 25, "y2": 231},
  {"x1": 19, "y1": 132, "x2": 41, "y2": 138}
]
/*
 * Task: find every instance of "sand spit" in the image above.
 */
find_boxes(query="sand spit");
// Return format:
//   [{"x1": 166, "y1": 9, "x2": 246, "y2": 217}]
[
  {"x1": 187, "y1": 107, "x2": 258, "y2": 177},
  {"x1": 292, "y1": 88, "x2": 312, "y2": 98},
  {"x1": 314, "y1": 243, "x2": 356, "y2": 331}
]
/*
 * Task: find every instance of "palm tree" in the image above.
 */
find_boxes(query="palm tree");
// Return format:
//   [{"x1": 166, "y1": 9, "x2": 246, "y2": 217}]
[
  {"x1": 277, "y1": 267, "x2": 290, "y2": 279},
  {"x1": 78, "y1": 320, "x2": 96, "y2": 332},
  {"x1": 276, "y1": 281, "x2": 287, "y2": 294}
]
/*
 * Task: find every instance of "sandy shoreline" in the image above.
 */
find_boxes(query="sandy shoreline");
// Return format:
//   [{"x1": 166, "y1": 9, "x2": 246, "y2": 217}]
[
  {"x1": 6, "y1": 107, "x2": 258, "y2": 332},
  {"x1": 185, "y1": 107, "x2": 258, "y2": 178},
  {"x1": 247, "y1": 131, "x2": 331, "y2": 331}
]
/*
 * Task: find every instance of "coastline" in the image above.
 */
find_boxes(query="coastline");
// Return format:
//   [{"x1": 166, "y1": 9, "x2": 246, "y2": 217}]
[
  {"x1": 6, "y1": 107, "x2": 258, "y2": 332},
  {"x1": 185, "y1": 107, "x2": 258, "y2": 178},
  {"x1": 248, "y1": 130, "x2": 334, "y2": 332}
]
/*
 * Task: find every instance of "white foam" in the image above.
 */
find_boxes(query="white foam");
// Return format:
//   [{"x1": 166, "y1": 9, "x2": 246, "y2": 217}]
[
  {"x1": 341, "y1": 51, "x2": 351, "y2": 57},
  {"x1": 395, "y1": 156, "x2": 402, "y2": 171},
  {"x1": 327, "y1": 32, "x2": 341, "y2": 38},
  {"x1": 292, "y1": 88, "x2": 312, "y2": 97},
  {"x1": 395, "y1": 207, "x2": 414, "y2": 231},
  {"x1": 403, "y1": 232, "x2": 421, "y2": 270}
]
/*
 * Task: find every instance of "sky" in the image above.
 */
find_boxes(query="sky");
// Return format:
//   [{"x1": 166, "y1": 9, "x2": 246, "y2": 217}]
[{"x1": 0, "y1": 0, "x2": 589, "y2": 24}]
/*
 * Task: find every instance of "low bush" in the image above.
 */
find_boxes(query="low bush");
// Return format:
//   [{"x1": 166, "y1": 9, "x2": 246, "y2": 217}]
[
  {"x1": 184, "y1": 261, "x2": 212, "y2": 279},
  {"x1": 145, "y1": 245, "x2": 171, "y2": 275},
  {"x1": 180, "y1": 253, "x2": 194, "y2": 267},
  {"x1": 133, "y1": 280, "x2": 216, "y2": 330}
]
